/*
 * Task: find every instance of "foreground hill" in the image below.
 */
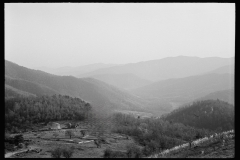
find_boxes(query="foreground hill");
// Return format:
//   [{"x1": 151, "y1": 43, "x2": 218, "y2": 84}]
[
  {"x1": 195, "y1": 89, "x2": 234, "y2": 105},
  {"x1": 162, "y1": 100, "x2": 234, "y2": 131},
  {"x1": 130, "y1": 73, "x2": 234, "y2": 104},
  {"x1": 88, "y1": 73, "x2": 152, "y2": 90},
  {"x1": 5, "y1": 60, "x2": 149, "y2": 114},
  {"x1": 79, "y1": 56, "x2": 234, "y2": 81}
]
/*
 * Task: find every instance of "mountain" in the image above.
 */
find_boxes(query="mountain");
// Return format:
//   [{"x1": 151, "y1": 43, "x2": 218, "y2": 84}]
[
  {"x1": 5, "y1": 75, "x2": 59, "y2": 96},
  {"x1": 37, "y1": 63, "x2": 118, "y2": 77},
  {"x1": 195, "y1": 89, "x2": 234, "y2": 105},
  {"x1": 130, "y1": 73, "x2": 234, "y2": 105},
  {"x1": 88, "y1": 73, "x2": 152, "y2": 90},
  {"x1": 162, "y1": 99, "x2": 234, "y2": 131},
  {"x1": 5, "y1": 84, "x2": 36, "y2": 99},
  {"x1": 206, "y1": 64, "x2": 234, "y2": 75},
  {"x1": 5, "y1": 60, "x2": 156, "y2": 114},
  {"x1": 79, "y1": 56, "x2": 234, "y2": 81}
]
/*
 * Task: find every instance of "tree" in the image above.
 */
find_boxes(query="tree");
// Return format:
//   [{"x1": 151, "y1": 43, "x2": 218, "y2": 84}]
[{"x1": 65, "y1": 130, "x2": 75, "y2": 139}]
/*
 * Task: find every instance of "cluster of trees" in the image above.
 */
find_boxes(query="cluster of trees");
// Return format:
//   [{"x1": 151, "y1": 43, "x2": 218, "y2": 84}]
[
  {"x1": 5, "y1": 95, "x2": 92, "y2": 133},
  {"x1": 162, "y1": 99, "x2": 234, "y2": 131},
  {"x1": 111, "y1": 113, "x2": 212, "y2": 157}
]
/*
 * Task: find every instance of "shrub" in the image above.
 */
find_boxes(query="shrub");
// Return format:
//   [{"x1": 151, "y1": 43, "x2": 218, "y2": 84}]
[
  {"x1": 53, "y1": 132, "x2": 59, "y2": 139},
  {"x1": 62, "y1": 148, "x2": 74, "y2": 158},
  {"x1": 14, "y1": 134, "x2": 24, "y2": 146},
  {"x1": 126, "y1": 144, "x2": 142, "y2": 158},
  {"x1": 142, "y1": 140, "x2": 161, "y2": 156},
  {"x1": 103, "y1": 148, "x2": 112, "y2": 158},
  {"x1": 50, "y1": 148, "x2": 62, "y2": 158},
  {"x1": 103, "y1": 148, "x2": 127, "y2": 158},
  {"x1": 5, "y1": 142, "x2": 15, "y2": 152},
  {"x1": 65, "y1": 130, "x2": 75, "y2": 139}
]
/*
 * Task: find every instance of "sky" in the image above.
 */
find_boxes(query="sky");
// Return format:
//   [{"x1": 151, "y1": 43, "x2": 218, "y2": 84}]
[{"x1": 5, "y1": 3, "x2": 235, "y2": 69}]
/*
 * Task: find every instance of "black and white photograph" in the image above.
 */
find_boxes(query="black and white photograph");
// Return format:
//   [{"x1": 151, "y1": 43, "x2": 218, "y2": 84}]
[{"x1": 5, "y1": 3, "x2": 234, "y2": 158}]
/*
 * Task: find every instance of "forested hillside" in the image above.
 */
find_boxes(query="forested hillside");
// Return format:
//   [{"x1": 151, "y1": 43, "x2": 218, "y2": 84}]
[
  {"x1": 162, "y1": 100, "x2": 234, "y2": 131},
  {"x1": 5, "y1": 95, "x2": 92, "y2": 133}
]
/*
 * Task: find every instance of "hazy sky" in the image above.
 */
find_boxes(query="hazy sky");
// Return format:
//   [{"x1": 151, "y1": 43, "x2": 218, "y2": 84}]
[{"x1": 5, "y1": 3, "x2": 235, "y2": 69}]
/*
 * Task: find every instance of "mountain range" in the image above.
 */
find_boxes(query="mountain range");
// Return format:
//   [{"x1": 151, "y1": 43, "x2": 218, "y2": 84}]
[
  {"x1": 5, "y1": 60, "x2": 151, "y2": 115},
  {"x1": 78, "y1": 56, "x2": 234, "y2": 81},
  {"x1": 5, "y1": 56, "x2": 234, "y2": 116}
]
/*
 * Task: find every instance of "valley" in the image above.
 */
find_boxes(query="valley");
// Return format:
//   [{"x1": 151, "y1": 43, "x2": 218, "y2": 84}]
[{"x1": 5, "y1": 57, "x2": 235, "y2": 158}]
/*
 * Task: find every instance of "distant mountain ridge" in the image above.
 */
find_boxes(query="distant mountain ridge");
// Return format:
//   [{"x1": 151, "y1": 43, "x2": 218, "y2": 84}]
[
  {"x1": 36, "y1": 63, "x2": 118, "y2": 76},
  {"x1": 130, "y1": 73, "x2": 234, "y2": 104},
  {"x1": 79, "y1": 56, "x2": 234, "y2": 81},
  {"x1": 89, "y1": 73, "x2": 152, "y2": 90},
  {"x1": 195, "y1": 89, "x2": 234, "y2": 105},
  {"x1": 206, "y1": 64, "x2": 234, "y2": 75}
]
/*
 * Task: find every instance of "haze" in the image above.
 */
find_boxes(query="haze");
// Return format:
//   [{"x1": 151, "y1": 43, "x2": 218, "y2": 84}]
[{"x1": 5, "y1": 3, "x2": 235, "y2": 69}]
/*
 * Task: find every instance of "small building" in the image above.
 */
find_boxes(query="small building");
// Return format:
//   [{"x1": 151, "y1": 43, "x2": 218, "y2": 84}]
[{"x1": 48, "y1": 122, "x2": 61, "y2": 130}]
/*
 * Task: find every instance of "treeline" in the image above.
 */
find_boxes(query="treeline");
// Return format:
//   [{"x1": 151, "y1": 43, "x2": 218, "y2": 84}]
[
  {"x1": 111, "y1": 113, "x2": 212, "y2": 157},
  {"x1": 162, "y1": 99, "x2": 234, "y2": 132},
  {"x1": 5, "y1": 95, "x2": 92, "y2": 133}
]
